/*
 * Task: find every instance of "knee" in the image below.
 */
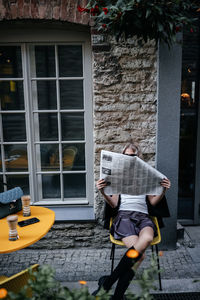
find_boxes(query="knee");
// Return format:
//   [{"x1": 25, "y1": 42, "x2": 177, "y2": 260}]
[{"x1": 144, "y1": 234, "x2": 154, "y2": 245}]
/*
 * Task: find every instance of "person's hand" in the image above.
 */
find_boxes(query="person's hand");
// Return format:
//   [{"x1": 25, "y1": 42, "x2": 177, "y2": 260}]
[
  {"x1": 96, "y1": 179, "x2": 107, "y2": 193},
  {"x1": 160, "y1": 178, "x2": 171, "y2": 191}
]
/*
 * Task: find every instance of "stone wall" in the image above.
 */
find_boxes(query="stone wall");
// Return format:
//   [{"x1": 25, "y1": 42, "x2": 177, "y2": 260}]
[{"x1": 93, "y1": 35, "x2": 158, "y2": 224}]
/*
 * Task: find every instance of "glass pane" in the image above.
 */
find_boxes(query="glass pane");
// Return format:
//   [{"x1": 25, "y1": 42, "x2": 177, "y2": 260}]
[
  {"x1": 0, "y1": 46, "x2": 22, "y2": 78},
  {"x1": 58, "y1": 45, "x2": 83, "y2": 77},
  {"x1": 4, "y1": 144, "x2": 28, "y2": 172},
  {"x1": 39, "y1": 113, "x2": 58, "y2": 141},
  {"x1": 0, "y1": 176, "x2": 3, "y2": 192},
  {"x1": 42, "y1": 174, "x2": 60, "y2": 198},
  {"x1": 178, "y1": 26, "x2": 200, "y2": 220},
  {"x1": 60, "y1": 80, "x2": 83, "y2": 109},
  {"x1": 32, "y1": 80, "x2": 57, "y2": 110},
  {"x1": 61, "y1": 113, "x2": 84, "y2": 141},
  {"x1": 0, "y1": 81, "x2": 24, "y2": 110},
  {"x1": 37, "y1": 144, "x2": 60, "y2": 171},
  {"x1": 2, "y1": 114, "x2": 26, "y2": 142},
  {"x1": 7, "y1": 175, "x2": 29, "y2": 195},
  {"x1": 0, "y1": 148, "x2": 2, "y2": 172},
  {"x1": 34, "y1": 46, "x2": 55, "y2": 78},
  {"x1": 63, "y1": 173, "x2": 86, "y2": 198},
  {"x1": 62, "y1": 143, "x2": 85, "y2": 171}
]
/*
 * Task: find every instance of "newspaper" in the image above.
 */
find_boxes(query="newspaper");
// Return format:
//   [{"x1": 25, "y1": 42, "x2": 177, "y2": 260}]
[{"x1": 100, "y1": 150, "x2": 166, "y2": 195}]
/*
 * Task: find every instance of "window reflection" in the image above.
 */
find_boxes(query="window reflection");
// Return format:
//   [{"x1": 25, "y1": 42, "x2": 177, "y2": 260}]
[
  {"x1": 0, "y1": 46, "x2": 22, "y2": 78},
  {"x1": 0, "y1": 81, "x2": 24, "y2": 110},
  {"x1": 42, "y1": 174, "x2": 61, "y2": 198},
  {"x1": 61, "y1": 113, "x2": 84, "y2": 141},
  {"x1": 63, "y1": 173, "x2": 86, "y2": 198},
  {"x1": 32, "y1": 80, "x2": 57, "y2": 110},
  {"x1": 58, "y1": 45, "x2": 83, "y2": 77},
  {"x1": 34, "y1": 46, "x2": 56, "y2": 78},
  {"x1": 60, "y1": 80, "x2": 83, "y2": 109},
  {"x1": 4, "y1": 144, "x2": 28, "y2": 172},
  {"x1": 38, "y1": 144, "x2": 60, "y2": 171},
  {"x1": 62, "y1": 143, "x2": 85, "y2": 171},
  {"x1": 178, "y1": 25, "x2": 199, "y2": 220},
  {"x1": 38, "y1": 113, "x2": 58, "y2": 141},
  {"x1": 2, "y1": 114, "x2": 26, "y2": 142},
  {"x1": 7, "y1": 175, "x2": 29, "y2": 194}
]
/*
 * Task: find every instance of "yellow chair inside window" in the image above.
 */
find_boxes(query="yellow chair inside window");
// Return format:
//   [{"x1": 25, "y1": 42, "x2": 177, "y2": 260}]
[{"x1": 109, "y1": 216, "x2": 162, "y2": 290}]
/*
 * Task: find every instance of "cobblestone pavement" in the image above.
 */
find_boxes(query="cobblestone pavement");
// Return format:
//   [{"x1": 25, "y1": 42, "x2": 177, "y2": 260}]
[{"x1": 1, "y1": 241, "x2": 200, "y2": 283}]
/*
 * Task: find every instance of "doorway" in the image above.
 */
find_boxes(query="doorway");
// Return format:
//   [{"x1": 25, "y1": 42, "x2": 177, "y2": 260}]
[{"x1": 178, "y1": 23, "x2": 200, "y2": 224}]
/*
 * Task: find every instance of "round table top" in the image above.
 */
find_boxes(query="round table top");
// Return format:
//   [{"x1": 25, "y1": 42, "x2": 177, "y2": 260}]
[{"x1": 0, "y1": 206, "x2": 55, "y2": 254}]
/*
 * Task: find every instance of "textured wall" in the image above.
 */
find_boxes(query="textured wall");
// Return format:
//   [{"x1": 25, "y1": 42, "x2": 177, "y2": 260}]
[
  {"x1": 0, "y1": 0, "x2": 89, "y2": 25},
  {"x1": 93, "y1": 35, "x2": 158, "y2": 228}
]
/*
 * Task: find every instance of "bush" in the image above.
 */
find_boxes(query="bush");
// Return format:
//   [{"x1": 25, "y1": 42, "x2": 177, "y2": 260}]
[
  {"x1": 78, "y1": 0, "x2": 199, "y2": 46},
  {"x1": 3, "y1": 254, "x2": 161, "y2": 300}
]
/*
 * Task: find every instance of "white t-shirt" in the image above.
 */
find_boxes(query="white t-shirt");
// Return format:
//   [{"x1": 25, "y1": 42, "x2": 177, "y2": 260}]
[{"x1": 119, "y1": 194, "x2": 148, "y2": 214}]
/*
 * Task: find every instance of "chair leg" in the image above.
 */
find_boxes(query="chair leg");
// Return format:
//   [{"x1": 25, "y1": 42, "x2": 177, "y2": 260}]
[
  {"x1": 151, "y1": 245, "x2": 162, "y2": 291},
  {"x1": 110, "y1": 243, "x2": 115, "y2": 274},
  {"x1": 155, "y1": 244, "x2": 162, "y2": 291}
]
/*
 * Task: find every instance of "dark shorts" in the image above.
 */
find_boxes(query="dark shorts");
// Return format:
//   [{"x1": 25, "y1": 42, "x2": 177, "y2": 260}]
[{"x1": 110, "y1": 210, "x2": 157, "y2": 240}]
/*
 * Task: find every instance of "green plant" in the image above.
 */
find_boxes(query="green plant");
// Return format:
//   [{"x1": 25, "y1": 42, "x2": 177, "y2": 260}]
[
  {"x1": 78, "y1": 0, "x2": 199, "y2": 47},
  {"x1": 6, "y1": 253, "x2": 161, "y2": 300}
]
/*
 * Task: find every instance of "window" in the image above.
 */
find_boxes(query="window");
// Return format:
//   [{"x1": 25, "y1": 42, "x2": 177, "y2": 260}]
[{"x1": 0, "y1": 35, "x2": 94, "y2": 216}]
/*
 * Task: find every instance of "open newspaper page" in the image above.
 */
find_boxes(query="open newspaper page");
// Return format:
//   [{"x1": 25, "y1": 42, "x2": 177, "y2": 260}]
[{"x1": 100, "y1": 150, "x2": 165, "y2": 195}]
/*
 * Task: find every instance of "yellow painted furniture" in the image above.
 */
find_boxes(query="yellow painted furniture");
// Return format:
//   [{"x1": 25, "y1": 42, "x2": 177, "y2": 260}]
[
  {"x1": 0, "y1": 206, "x2": 55, "y2": 254},
  {"x1": 0, "y1": 264, "x2": 39, "y2": 295},
  {"x1": 109, "y1": 216, "x2": 162, "y2": 290}
]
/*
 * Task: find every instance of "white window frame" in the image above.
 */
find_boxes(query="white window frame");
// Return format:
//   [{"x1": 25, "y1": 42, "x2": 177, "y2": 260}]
[{"x1": 0, "y1": 26, "x2": 95, "y2": 220}]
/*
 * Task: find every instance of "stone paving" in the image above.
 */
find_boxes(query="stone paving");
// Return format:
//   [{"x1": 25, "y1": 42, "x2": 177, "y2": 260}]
[{"x1": 1, "y1": 238, "x2": 200, "y2": 283}]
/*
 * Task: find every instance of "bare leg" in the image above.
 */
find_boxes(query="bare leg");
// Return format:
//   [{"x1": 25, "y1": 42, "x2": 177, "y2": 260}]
[{"x1": 122, "y1": 226, "x2": 154, "y2": 268}]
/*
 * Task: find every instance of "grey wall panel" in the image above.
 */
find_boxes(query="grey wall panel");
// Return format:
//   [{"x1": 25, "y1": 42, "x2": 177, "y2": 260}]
[{"x1": 157, "y1": 40, "x2": 182, "y2": 249}]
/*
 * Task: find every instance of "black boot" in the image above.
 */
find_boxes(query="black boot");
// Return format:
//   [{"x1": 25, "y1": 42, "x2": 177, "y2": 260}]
[
  {"x1": 112, "y1": 267, "x2": 135, "y2": 300},
  {"x1": 92, "y1": 246, "x2": 141, "y2": 296}
]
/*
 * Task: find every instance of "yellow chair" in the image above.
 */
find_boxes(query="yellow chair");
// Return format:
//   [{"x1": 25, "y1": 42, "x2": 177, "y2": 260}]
[
  {"x1": 109, "y1": 216, "x2": 162, "y2": 290},
  {"x1": 0, "y1": 264, "x2": 39, "y2": 295}
]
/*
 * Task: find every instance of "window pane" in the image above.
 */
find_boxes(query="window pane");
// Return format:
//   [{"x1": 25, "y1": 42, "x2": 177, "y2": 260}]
[
  {"x1": 63, "y1": 173, "x2": 86, "y2": 198},
  {"x1": 0, "y1": 46, "x2": 22, "y2": 78},
  {"x1": 0, "y1": 81, "x2": 24, "y2": 110},
  {"x1": 37, "y1": 144, "x2": 60, "y2": 171},
  {"x1": 32, "y1": 80, "x2": 57, "y2": 110},
  {"x1": 2, "y1": 114, "x2": 26, "y2": 142},
  {"x1": 38, "y1": 113, "x2": 58, "y2": 141},
  {"x1": 42, "y1": 174, "x2": 60, "y2": 198},
  {"x1": 60, "y1": 80, "x2": 83, "y2": 109},
  {"x1": 34, "y1": 46, "x2": 55, "y2": 78},
  {"x1": 62, "y1": 144, "x2": 85, "y2": 171},
  {"x1": 0, "y1": 176, "x2": 3, "y2": 192},
  {"x1": 0, "y1": 148, "x2": 2, "y2": 172},
  {"x1": 58, "y1": 45, "x2": 83, "y2": 77},
  {"x1": 4, "y1": 144, "x2": 28, "y2": 172},
  {"x1": 61, "y1": 113, "x2": 84, "y2": 141},
  {"x1": 7, "y1": 175, "x2": 29, "y2": 195}
]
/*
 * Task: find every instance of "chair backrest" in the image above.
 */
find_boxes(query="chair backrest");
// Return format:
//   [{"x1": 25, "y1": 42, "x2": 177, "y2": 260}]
[
  {"x1": 0, "y1": 264, "x2": 39, "y2": 295},
  {"x1": 109, "y1": 216, "x2": 161, "y2": 246}
]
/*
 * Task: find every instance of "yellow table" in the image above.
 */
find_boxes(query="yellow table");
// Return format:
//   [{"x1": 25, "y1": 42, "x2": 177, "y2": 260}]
[{"x1": 0, "y1": 206, "x2": 55, "y2": 254}]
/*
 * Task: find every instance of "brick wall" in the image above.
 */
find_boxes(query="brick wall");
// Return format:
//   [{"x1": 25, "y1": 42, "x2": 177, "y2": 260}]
[{"x1": 0, "y1": 0, "x2": 90, "y2": 25}]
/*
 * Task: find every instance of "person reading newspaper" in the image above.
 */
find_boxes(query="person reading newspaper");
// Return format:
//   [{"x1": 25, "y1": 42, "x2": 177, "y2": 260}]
[{"x1": 93, "y1": 142, "x2": 171, "y2": 300}]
